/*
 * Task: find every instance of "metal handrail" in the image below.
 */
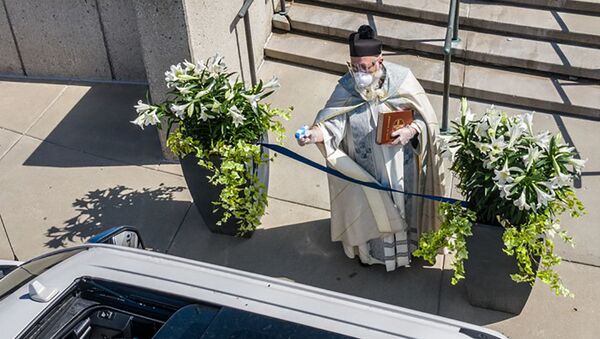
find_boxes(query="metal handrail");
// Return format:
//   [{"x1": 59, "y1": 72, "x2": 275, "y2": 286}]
[
  {"x1": 279, "y1": 0, "x2": 287, "y2": 14},
  {"x1": 441, "y1": 0, "x2": 461, "y2": 133},
  {"x1": 238, "y1": 0, "x2": 258, "y2": 86}
]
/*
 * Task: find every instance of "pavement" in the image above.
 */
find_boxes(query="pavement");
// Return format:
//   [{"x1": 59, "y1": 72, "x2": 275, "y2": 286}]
[{"x1": 0, "y1": 60, "x2": 599, "y2": 338}]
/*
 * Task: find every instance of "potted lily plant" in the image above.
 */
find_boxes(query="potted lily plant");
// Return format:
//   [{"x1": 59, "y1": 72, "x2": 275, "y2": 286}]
[
  {"x1": 414, "y1": 99, "x2": 586, "y2": 314},
  {"x1": 131, "y1": 54, "x2": 291, "y2": 237}
]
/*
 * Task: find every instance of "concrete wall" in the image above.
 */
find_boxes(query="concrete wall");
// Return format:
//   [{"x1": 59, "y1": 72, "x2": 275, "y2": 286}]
[
  {"x1": 0, "y1": 0, "x2": 146, "y2": 81},
  {"x1": 0, "y1": 1, "x2": 22, "y2": 75},
  {"x1": 183, "y1": 0, "x2": 274, "y2": 86}
]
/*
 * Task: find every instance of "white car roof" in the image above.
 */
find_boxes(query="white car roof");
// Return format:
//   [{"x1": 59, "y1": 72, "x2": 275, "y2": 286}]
[{"x1": 0, "y1": 245, "x2": 506, "y2": 339}]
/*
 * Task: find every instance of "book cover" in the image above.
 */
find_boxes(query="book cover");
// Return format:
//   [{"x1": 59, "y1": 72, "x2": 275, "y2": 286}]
[{"x1": 376, "y1": 110, "x2": 414, "y2": 144}]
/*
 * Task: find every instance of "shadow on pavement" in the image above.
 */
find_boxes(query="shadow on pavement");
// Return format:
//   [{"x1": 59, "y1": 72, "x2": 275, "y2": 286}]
[
  {"x1": 45, "y1": 184, "x2": 188, "y2": 251},
  {"x1": 167, "y1": 207, "x2": 516, "y2": 324},
  {"x1": 24, "y1": 83, "x2": 164, "y2": 167}
]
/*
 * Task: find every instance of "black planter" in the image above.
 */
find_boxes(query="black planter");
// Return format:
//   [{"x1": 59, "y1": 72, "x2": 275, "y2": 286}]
[
  {"x1": 179, "y1": 143, "x2": 269, "y2": 238},
  {"x1": 464, "y1": 223, "x2": 536, "y2": 314}
]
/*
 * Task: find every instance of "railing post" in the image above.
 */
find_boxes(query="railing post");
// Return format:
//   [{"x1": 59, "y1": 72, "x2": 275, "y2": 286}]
[
  {"x1": 238, "y1": 0, "x2": 257, "y2": 86},
  {"x1": 279, "y1": 0, "x2": 287, "y2": 14},
  {"x1": 442, "y1": 53, "x2": 451, "y2": 133},
  {"x1": 453, "y1": 1, "x2": 460, "y2": 43}
]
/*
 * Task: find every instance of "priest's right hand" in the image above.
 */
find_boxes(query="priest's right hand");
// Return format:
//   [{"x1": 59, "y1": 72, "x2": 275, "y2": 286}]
[{"x1": 297, "y1": 126, "x2": 324, "y2": 146}]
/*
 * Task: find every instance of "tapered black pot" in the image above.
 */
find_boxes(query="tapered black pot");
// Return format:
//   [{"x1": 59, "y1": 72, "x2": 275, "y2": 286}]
[
  {"x1": 464, "y1": 223, "x2": 537, "y2": 314},
  {"x1": 179, "y1": 142, "x2": 269, "y2": 238}
]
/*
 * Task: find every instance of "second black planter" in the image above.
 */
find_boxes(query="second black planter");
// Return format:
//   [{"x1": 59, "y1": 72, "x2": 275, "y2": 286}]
[
  {"x1": 179, "y1": 145, "x2": 269, "y2": 237},
  {"x1": 463, "y1": 223, "x2": 536, "y2": 315}
]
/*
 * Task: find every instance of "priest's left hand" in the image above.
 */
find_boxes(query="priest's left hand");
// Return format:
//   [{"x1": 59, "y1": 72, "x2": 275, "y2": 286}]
[{"x1": 390, "y1": 125, "x2": 418, "y2": 146}]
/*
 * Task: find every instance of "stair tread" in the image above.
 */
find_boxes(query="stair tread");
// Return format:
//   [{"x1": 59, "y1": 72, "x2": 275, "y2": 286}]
[
  {"x1": 497, "y1": 0, "x2": 600, "y2": 13},
  {"x1": 265, "y1": 32, "x2": 600, "y2": 119},
  {"x1": 305, "y1": 0, "x2": 600, "y2": 44},
  {"x1": 286, "y1": 2, "x2": 600, "y2": 80}
]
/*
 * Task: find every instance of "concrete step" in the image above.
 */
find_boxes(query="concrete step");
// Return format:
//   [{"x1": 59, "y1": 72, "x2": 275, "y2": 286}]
[
  {"x1": 265, "y1": 32, "x2": 600, "y2": 120},
  {"x1": 301, "y1": 0, "x2": 600, "y2": 48},
  {"x1": 283, "y1": 2, "x2": 600, "y2": 80},
  {"x1": 496, "y1": 0, "x2": 600, "y2": 14}
]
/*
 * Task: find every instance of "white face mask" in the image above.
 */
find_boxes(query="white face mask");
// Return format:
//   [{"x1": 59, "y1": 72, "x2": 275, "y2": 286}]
[
  {"x1": 353, "y1": 67, "x2": 384, "y2": 90},
  {"x1": 354, "y1": 72, "x2": 374, "y2": 88}
]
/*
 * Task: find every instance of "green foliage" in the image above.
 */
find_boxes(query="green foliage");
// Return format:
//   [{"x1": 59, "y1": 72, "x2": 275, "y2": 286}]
[
  {"x1": 413, "y1": 202, "x2": 475, "y2": 284},
  {"x1": 415, "y1": 98, "x2": 586, "y2": 296},
  {"x1": 133, "y1": 55, "x2": 292, "y2": 236}
]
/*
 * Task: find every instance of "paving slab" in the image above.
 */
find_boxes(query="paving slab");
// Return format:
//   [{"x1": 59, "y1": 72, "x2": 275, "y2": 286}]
[
  {"x1": 0, "y1": 127, "x2": 20, "y2": 159},
  {"x1": 258, "y1": 60, "x2": 337, "y2": 211},
  {"x1": 0, "y1": 135, "x2": 191, "y2": 260},
  {"x1": 0, "y1": 217, "x2": 13, "y2": 260},
  {"x1": 0, "y1": 80, "x2": 66, "y2": 133},
  {"x1": 286, "y1": 2, "x2": 600, "y2": 80},
  {"x1": 439, "y1": 256, "x2": 600, "y2": 338},
  {"x1": 26, "y1": 83, "x2": 164, "y2": 167},
  {"x1": 168, "y1": 197, "x2": 445, "y2": 314}
]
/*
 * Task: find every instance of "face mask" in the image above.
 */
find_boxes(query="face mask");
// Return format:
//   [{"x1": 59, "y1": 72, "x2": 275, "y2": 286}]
[{"x1": 354, "y1": 72, "x2": 374, "y2": 88}]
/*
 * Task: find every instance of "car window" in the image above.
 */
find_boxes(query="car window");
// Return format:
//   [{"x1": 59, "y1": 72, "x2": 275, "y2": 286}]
[{"x1": 0, "y1": 248, "x2": 86, "y2": 300}]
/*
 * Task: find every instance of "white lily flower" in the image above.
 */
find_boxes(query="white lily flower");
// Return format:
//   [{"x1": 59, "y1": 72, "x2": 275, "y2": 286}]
[
  {"x1": 513, "y1": 189, "x2": 531, "y2": 210},
  {"x1": 229, "y1": 105, "x2": 245, "y2": 127},
  {"x1": 522, "y1": 146, "x2": 541, "y2": 168},
  {"x1": 207, "y1": 53, "x2": 226, "y2": 74},
  {"x1": 493, "y1": 161, "x2": 514, "y2": 185},
  {"x1": 242, "y1": 93, "x2": 261, "y2": 110},
  {"x1": 498, "y1": 182, "x2": 517, "y2": 199},
  {"x1": 490, "y1": 135, "x2": 507, "y2": 156},
  {"x1": 146, "y1": 109, "x2": 160, "y2": 125},
  {"x1": 199, "y1": 105, "x2": 214, "y2": 121},
  {"x1": 134, "y1": 100, "x2": 153, "y2": 115},
  {"x1": 131, "y1": 108, "x2": 160, "y2": 129},
  {"x1": 183, "y1": 59, "x2": 195, "y2": 72},
  {"x1": 176, "y1": 84, "x2": 194, "y2": 95},
  {"x1": 464, "y1": 108, "x2": 474, "y2": 124},
  {"x1": 534, "y1": 131, "x2": 551, "y2": 150},
  {"x1": 130, "y1": 114, "x2": 147, "y2": 129},
  {"x1": 473, "y1": 141, "x2": 491, "y2": 154},
  {"x1": 262, "y1": 76, "x2": 280, "y2": 91},
  {"x1": 507, "y1": 121, "x2": 527, "y2": 147},
  {"x1": 550, "y1": 171, "x2": 572, "y2": 188},
  {"x1": 165, "y1": 63, "x2": 184, "y2": 84},
  {"x1": 568, "y1": 158, "x2": 587, "y2": 174},
  {"x1": 170, "y1": 103, "x2": 190, "y2": 119},
  {"x1": 474, "y1": 120, "x2": 489, "y2": 138},
  {"x1": 523, "y1": 112, "x2": 534, "y2": 135},
  {"x1": 533, "y1": 184, "x2": 555, "y2": 207}
]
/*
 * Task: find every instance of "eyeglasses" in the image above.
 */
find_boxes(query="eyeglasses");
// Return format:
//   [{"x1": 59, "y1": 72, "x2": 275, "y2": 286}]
[{"x1": 346, "y1": 59, "x2": 381, "y2": 73}]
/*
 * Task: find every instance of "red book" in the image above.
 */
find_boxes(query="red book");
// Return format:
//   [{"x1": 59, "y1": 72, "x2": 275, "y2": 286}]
[{"x1": 376, "y1": 110, "x2": 414, "y2": 144}]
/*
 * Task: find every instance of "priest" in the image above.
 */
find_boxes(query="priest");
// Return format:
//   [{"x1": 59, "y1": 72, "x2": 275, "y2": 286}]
[{"x1": 297, "y1": 25, "x2": 447, "y2": 271}]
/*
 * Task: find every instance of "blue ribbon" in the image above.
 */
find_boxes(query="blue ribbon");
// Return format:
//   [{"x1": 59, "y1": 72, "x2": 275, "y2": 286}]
[{"x1": 259, "y1": 143, "x2": 468, "y2": 207}]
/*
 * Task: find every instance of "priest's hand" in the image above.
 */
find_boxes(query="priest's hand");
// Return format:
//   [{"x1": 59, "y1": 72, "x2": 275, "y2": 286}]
[
  {"x1": 390, "y1": 125, "x2": 418, "y2": 146},
  {"x1": 297, "y1": 126, "x2": 324, "y2": 146}
]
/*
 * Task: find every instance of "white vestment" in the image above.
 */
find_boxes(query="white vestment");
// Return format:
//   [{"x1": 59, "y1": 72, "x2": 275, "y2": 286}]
[{"x1": 314, "y1": 62, "x2": 447, "y2": 271}]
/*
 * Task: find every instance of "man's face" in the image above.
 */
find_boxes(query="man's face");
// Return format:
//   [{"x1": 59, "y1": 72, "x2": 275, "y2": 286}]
[{"x1": 348, "y1": 55, "x2": 383, "y2": 74}]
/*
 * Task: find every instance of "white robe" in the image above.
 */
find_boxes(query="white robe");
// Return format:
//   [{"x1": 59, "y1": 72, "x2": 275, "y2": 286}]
[{"x1": 314, "y1": 62, "x2": 447, "y2": 271}]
